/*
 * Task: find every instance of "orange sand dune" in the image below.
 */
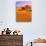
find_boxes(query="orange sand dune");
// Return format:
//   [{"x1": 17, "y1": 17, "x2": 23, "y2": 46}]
[
  {"x1": 32, "y1": 38, "x2": 46, "y2": 43},
  {"x1": 16, "y1": 5, "x2": 32, "y2": 22}
]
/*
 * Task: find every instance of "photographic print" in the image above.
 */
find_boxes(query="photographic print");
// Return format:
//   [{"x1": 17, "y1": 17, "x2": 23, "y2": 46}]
[{"x1": 16, "y1": 1, "x2": 32, "y2": 22}]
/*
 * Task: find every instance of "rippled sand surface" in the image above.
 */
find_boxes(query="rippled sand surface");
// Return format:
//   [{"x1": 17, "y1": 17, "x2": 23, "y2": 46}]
[{"x1": 16, "y1": 5, "x2": 32, "y2": 22}]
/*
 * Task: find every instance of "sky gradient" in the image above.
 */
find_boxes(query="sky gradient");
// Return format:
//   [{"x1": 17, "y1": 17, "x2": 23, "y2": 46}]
[{"x1": 16, "y1": 1, "x2": 32, "y2": 6}]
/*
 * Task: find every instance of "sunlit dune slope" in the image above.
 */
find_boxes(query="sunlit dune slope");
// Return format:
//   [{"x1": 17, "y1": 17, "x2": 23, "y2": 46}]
[
  {"x1": 16, "y1": 5, "x2": 32, "y2": 22},
  {"x1": 32, "y1": 38, "x2": 46, "y2": 43}
]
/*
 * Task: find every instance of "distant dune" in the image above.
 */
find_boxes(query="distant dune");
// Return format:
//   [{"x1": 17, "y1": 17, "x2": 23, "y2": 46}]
[
  {"x1": 16, "y1": 5, "x2": 32, "y2": 22},
  {"x1": 32, "y1": 38, "x2": 46, "y2": 43}
]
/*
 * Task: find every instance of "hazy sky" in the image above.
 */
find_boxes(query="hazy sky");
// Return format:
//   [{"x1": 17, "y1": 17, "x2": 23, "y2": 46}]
[{"x1": 16, "y1": 1, "x2": 32, "y2": 6}]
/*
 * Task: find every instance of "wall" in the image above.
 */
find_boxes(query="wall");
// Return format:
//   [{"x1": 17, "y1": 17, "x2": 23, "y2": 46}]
[{"x1": 0, "y1": 0, "x2": 46, "y2": 45}]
